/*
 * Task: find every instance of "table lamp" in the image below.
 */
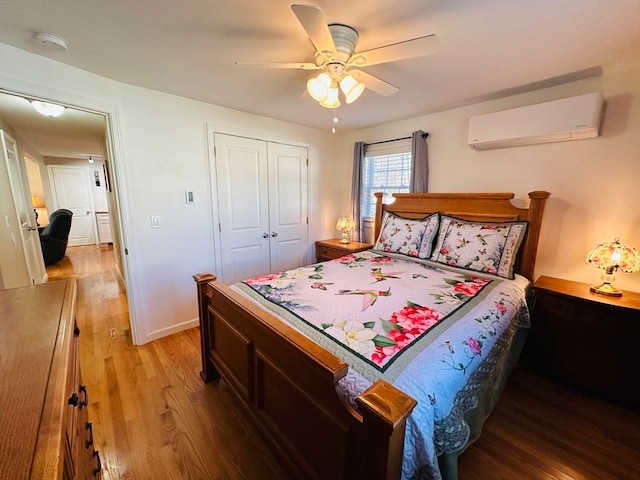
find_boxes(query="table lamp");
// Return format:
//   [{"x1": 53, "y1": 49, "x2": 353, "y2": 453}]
[
  {"x1": 31, "y1": 195, "x2": 45, "y2": 226},
  {"x1": 336, "y1": 217, "x2": 355, "y2": 244},
  {"x1": 585, "y1": 237, "x2": 640, "y2": 296}
]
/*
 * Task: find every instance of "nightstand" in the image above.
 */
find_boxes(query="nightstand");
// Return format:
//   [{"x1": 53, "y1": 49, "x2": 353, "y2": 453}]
[
  {"x1": 315, "y1": 238, "x2": 373, "y2": 262},
  {"x1": 521, "y1": 275, "x2": 640, "y2": 409}
]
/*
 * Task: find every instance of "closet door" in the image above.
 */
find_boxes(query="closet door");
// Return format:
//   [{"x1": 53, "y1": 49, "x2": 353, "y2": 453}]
[
  {"x1": 214, "y1": 134, "x2": 308, "y2": 284},
  {"x1": 268, "y1": 142, "x2": 308, "y2": 273},
  {"x1": 215, "y1": 134, "x2": 271, "y2": 284}
]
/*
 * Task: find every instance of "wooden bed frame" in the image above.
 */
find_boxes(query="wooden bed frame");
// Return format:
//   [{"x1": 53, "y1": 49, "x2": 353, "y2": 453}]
[{"x1": 194, "y1": 191, "x2": 549, "y2": 480}]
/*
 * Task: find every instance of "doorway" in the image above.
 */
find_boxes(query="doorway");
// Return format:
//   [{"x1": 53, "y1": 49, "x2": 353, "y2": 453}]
[{"x1": 0, "y1": 89, "x2": 134, "y2": 337}]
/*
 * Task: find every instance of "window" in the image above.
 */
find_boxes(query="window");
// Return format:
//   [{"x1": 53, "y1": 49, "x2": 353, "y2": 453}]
[{"x1": 361, "y1": 139, "x2": 412, "y2": 219}]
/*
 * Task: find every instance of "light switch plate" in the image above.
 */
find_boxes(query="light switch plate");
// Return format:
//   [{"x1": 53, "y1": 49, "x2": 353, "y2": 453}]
[
  {"x1": 185, "y1": 190, "x2": 194, "y2": 204},
  {"x1": 151, "y1": 215, "x2": 160, "y2": 228}
]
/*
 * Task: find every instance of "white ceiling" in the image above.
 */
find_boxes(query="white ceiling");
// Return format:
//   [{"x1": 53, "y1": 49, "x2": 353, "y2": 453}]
[{"x1": 0, "y1": 0, "x2": 639, "y2": 157}]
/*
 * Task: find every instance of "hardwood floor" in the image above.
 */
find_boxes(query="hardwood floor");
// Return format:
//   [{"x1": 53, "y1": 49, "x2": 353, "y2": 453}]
[{"x1": 49, "y1": 245, "x2": 640, "y2": 480}]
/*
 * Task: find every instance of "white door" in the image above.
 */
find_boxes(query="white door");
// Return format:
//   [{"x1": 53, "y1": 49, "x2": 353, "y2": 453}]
[
  {"x1": 268, "y1": 142, "x2": 308, "y2": 273},
  {"x1": 0, "y1": 130, "x2": 46, "y2": 286},
  {"x1": 215, "y1": 134, "x2": 271, "y2": 284},
  {"x1": 50, "y1": 165, "x2": 96, "y2": 246},
  {"x1": 214, "y1": 134, "x2": 308, "y2": 284}
]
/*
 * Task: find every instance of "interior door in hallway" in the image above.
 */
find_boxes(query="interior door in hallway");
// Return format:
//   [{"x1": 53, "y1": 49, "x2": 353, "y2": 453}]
[
  {"x1": 50, "y1": 165, "x2": 96, "y2": 246},
  {"x1": 214, "y1": 133, "x2": 308, "y2": 284},
  {"x1": 0, "y1": 130, "x2": 46, "y2": 287}
]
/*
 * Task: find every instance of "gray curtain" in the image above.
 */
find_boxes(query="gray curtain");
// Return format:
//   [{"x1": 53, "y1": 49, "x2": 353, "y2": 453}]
[
  {"x1": 410, "y1": 130, "x2": 429, "y2": 192},
  {"x1": 351, "y1": 141, "x2": 366, "y2": 242}
]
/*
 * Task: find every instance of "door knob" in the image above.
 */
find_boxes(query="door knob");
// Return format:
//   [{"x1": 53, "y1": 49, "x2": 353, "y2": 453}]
[
  {"x1": 271, "y1": 232, "x2": 278, "y2": 237},
  {"x1": 262, "y1": 233, "x2": 269, "y2": 238},
  {"x1": 27, "y1": 226, "x2": 37, "y2": 231}
]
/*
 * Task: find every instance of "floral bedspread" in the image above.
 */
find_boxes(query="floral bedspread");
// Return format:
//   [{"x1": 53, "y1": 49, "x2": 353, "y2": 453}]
[{"x1": 234, "y1": 251, "x2": 530, "y2": 480}]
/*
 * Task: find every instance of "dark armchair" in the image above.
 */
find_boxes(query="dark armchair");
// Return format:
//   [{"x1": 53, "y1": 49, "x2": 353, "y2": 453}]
[{"x1": 39, "y1": 209, "x2": 73, "y2": 266}]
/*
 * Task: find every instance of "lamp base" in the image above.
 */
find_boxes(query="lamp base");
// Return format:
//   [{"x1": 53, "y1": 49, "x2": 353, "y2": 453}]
[
  {"x1": 340, "y1": 232, "x2": 350, "y2": 244},
  {"x1": 589, "y1": 282, "x2": 623, "y2": 297}
]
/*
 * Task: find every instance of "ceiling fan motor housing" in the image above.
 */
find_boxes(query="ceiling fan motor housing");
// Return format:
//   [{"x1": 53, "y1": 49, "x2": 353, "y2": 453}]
[{"x1": 326, "y1": 24, "x2": 359, "y2": 63}]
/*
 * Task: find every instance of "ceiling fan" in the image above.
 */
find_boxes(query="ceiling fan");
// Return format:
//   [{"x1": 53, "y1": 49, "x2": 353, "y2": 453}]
[{"x1": 236, "y1": 4, "x2": 439, "y2": 108}]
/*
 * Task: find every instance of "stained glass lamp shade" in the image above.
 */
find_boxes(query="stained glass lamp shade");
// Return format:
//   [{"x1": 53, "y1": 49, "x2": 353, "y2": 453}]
[{"x1": 585, "y1": 238, "x2": 640, "y2": 296}]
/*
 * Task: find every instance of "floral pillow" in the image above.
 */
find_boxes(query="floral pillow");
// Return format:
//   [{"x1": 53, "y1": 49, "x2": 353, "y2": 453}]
[
  {"x1": 430, "y1": 215, "x2": 528, "y2": 279},
  {"x1": 374, "y1": 211, "x2": 439, "y2": 259}
]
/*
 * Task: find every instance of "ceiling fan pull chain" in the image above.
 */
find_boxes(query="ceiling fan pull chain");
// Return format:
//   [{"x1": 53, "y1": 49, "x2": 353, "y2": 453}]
[{"x1": 331, "y1": 109, "x2": 339, "y2": 134}]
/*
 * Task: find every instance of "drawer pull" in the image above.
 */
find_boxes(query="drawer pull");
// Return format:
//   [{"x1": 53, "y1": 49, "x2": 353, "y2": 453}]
[
  {"x1": 68, "y1": 393, "x2": 79, "y2": 407},
  {"x1": 79, "y1": 385, "x2": 88, "y2": 409},
  {"x1": 85, "y1": 422, "x2": 94, "y2": 449},
  {"x1": 93, "y1": 450, "x2": 102, "y2": 476},
  {"x1": 74, "y1": 325, "x2": 81, "y2": 336}
]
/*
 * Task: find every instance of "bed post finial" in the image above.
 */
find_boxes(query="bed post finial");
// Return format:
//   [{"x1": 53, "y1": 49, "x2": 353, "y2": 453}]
[
  {"x1": 193, "y1": 273, "x2": 218, "y2": 382},
  {"x1": 374, "y1": 192, "x2": 385, "y2": 241},
  {"x1": 521, "y1": 191, "x2": 550, "y2": 280}
]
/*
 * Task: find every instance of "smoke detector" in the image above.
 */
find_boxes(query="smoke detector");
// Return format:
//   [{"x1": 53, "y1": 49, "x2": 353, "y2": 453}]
[{"x1": 33, "y1": 32, "x2": 68, "y2": 50}]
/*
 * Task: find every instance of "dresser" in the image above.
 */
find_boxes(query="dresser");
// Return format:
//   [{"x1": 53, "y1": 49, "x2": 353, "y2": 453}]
[
  {"x1": 315, "y1": 238, "x2": 373, "y2": 262},
  {"x1": 0, "y1": 280, "x2": 101, "y2": 479},
  {"x1": 521, "y1": 275, "x2": 640, "y2": 409}
]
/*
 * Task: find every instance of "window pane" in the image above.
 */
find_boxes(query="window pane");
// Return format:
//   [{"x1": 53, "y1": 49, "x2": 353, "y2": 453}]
[{"x1": 361, "y1": 150, "x2": 411, "y2": 219}]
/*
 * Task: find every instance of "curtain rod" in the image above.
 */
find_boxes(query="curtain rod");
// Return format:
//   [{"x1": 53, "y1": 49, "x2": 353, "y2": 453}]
[{"x1": 365, "y1": 132, "x2": 429, "y2": 146}]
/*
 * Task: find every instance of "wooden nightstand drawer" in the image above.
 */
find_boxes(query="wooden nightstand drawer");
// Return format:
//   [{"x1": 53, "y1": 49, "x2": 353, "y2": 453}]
[
  {"x1": 315, "y1": 239, "x2": 373, "y2": 262},
  {"x1": 535, "y1": 294, "x2": 575, "y2": 320},
  {"x1": 317, "y1": 245, "x2": 348, "y2": 260}
]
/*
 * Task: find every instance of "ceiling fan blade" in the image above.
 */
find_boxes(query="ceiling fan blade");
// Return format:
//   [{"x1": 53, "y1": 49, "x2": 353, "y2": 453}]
[
  {"x1": 350, "y1": 70, "x2": 399, "y2": 96},
  {"x1": 353, "y1": 34, "x2": 439, "y2": 67},
  {"x1": 235, "y1": 61, "x2": 320, "y2": 70},
  {"x1": 291, "y1": 4, "x2": 337, "y2": 58}
]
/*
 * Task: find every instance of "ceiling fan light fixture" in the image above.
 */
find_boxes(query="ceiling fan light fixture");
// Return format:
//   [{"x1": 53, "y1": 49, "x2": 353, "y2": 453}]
[
  {"x1": 319, "y1": 87, "x2": 340, "y2": 108},
  {"x1": 340, "y1": 74, "x2": 365, "y2": 104},
  {"x1": 307, "y1": 72, "x2": 331, "y2": 101},
  {"x1": 31, "y1": 100, "x2": 66, "y2": 118}
]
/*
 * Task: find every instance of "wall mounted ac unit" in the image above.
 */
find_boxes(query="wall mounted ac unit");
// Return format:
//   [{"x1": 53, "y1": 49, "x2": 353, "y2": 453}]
[{"x1": 468, "y1": 92, "x2": 603, "y2": 150}]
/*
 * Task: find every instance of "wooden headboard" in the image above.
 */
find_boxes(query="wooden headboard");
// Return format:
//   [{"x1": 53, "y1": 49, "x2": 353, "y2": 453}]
[{"x1": 373, "y1": 191, "x2": 550, "y2": 281}]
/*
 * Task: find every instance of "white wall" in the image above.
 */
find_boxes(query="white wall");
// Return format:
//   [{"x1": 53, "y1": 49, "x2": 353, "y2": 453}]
[
  {"x1": 338, "y1": 53, "x2": 640, "y2": 292},
  {"x1": 0, "y1": 43, "x2": 338, "y2": 344}
]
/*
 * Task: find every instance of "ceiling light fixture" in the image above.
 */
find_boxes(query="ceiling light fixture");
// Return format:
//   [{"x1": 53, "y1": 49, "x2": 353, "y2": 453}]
[
  {"x1": 306, "y1": 65, "x2": 364, "y2": 109},
  {"x1": 33, "y1": 31, "x2": 68, "y2": 50},
  {"x1": 304, "y1": 23, "x2": 365, "y2": 110},
  {"x1": 31, "y1": 100, "x2": 66, "y2": 118}
]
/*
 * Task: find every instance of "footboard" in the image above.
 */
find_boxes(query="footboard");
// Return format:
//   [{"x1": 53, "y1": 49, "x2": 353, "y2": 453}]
[{"x1": 194, "y1": 273, "x2": 417, "y2": 480}]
